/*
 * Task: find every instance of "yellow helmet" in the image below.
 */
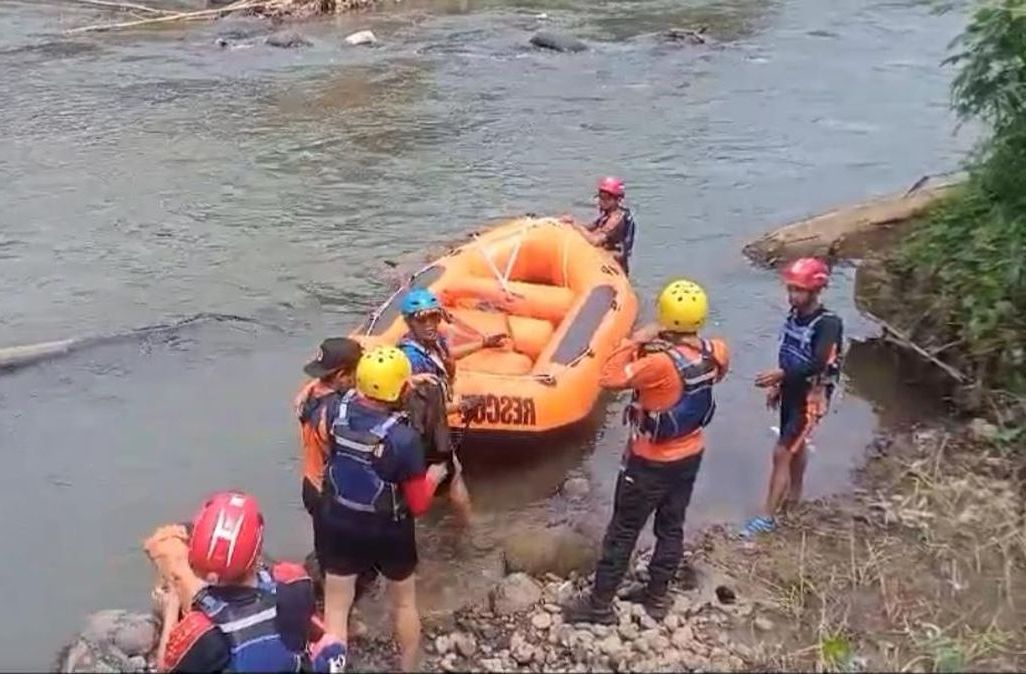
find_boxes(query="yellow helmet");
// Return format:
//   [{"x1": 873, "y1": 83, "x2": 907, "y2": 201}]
[
  {"x1": 356, "y1": 346, "x2": 412, "y2": 403},
  {"x1": 657, "y1": 279, "x2": 709, "y2": 333}
]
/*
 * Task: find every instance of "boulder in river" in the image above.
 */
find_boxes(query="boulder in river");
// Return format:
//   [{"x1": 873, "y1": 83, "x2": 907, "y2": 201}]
[
  {"x1": 529, "y1": 31, "x2": 587, "y2": 53},
  {"x1": 661, "y1": 27, "x2": 710, "y2": 45},
  {"x1": 502, "y1": 524, "x2": 598, "y2": 578},
  {"x1": 560, "y1": 476, "x2": 590, "y2": 500},
  {"x1": 56, "y1": 610, "x2": 158, "y2": 673},
  {"x1": 490, "y1": 572, "x2": 542, "y2": 615},
  {"x1": 266, "y1": 32, "x2": 312, "y2": 49},
  {"x1": 344, "y1": 30, "x2": 378, "y2": 46}
]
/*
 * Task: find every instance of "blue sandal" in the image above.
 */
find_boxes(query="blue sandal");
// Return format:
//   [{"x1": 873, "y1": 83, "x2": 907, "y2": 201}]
[{"x1": 739, "y1": 516, "x2": 776, "y2": 538}]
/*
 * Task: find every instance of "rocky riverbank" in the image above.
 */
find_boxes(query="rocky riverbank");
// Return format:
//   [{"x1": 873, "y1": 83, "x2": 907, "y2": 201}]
[{"x1": 385, "y1": 422, "x2": 1023, "y2": 673}]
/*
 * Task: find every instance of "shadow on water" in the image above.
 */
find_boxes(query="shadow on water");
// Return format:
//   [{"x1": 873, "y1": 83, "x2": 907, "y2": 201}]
[{"x1": 842, "y1": 337, "x2": 953, "y2": 427}]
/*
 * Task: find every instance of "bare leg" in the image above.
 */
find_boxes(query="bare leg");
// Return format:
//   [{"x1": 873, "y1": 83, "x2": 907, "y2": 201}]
[
  {"x1": 323, "y1": 573, "x2": 357, "y2": 646},
  {"x1": 448, "y1": 473, "x2": 473, "y2": 526},
  {"x1": 785, "y1": 443, "x2": 808, "y2": 509},
  {"x1": 764, "y1": 443, "x2": 793, "y2": 518},
  {"x1": 389, "y1": 574, "x2": 421, "y2": 671}
]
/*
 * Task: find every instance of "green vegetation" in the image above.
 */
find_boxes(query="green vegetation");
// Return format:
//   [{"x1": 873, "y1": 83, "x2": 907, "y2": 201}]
[{"x1": 896, "y1": 0, "x2": 1026, "y2": 399}]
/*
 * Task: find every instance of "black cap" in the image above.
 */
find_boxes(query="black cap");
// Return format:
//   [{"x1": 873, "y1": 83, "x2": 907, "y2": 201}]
[{"x1": 303, "y1": 338, "x2": 363, "y2": 379}]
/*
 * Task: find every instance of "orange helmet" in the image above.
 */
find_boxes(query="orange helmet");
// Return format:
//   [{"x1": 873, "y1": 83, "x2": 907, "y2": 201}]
[{"x1": 188, "y1": 491, "x2": 264, "y2": 583}]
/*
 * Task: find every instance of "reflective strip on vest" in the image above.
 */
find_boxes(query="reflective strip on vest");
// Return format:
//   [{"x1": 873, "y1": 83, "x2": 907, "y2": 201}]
[{"x1": 219, "y1": 607, "x2": 278, "y2": 634}]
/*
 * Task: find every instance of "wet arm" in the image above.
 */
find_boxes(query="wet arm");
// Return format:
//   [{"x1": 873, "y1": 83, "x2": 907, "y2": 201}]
[{"x1": 450, "y1": 338, "x2": 485, "y2": 360}]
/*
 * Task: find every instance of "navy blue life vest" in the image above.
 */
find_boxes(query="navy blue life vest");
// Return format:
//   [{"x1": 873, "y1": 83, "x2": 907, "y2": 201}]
[
  {"x1": 193, "y1": 567, "x2": 302, "y2": 673},
  {"x1": 777, "y1": 309, "x2": 842, "y2": 385},
  {"x1": 626, "y1": 340, "x2": 718, "y2": 443},
  {"x1": 323, "y1": 391, "x2": 407, "y2": 523},
  {"x1": 593, "y1": 207, "x2": 636, "y2": 268}
]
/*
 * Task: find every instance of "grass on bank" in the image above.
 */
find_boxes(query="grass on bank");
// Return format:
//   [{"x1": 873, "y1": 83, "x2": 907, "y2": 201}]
[{"x1": 699, "y1": 429, "x2": 1026, "y2": 673}]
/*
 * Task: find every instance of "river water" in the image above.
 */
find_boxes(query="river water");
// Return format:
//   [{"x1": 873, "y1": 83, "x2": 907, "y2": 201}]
[{"x1": 0, "y1": 0, "x2": 967, "y2": 667}]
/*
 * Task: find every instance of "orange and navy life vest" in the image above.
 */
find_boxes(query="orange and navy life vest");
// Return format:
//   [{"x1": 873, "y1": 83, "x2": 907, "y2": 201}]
[
  {"x1": 626, "y1": 340, "x2": 718, "y2": 443},
  {"x1": 192, "y1": 567, "x2": 302, "y2": 672}
]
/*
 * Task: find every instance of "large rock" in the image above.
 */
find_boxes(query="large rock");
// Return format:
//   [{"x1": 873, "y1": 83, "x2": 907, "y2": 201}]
[
  {"x1": 529, "y1": 31, "x2": 587, "y2": 53},
  {"x1": 266, "y1": 32, "x2": 312, "y2": 49},
  {"x1": 344, "y1": 30, "x2": 378, "y2": 46},
  {"x1": 969, "y1": 417, "x2": 1000, "y2": 442},
  {"x1": 503, "y1": 525, "x2": 598, "y2": 578},
  {"x1": 490, "y1": 573, "x2": 542, "y2": 616}
]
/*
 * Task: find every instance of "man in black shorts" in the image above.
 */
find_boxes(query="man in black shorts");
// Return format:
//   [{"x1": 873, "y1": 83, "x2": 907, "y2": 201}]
[
  {"x1": 744, "y1": 257, "x2": 843, "y2": 537},
  {"x1": 317, "y1": 346, "x2": 451, "y2": 672}
]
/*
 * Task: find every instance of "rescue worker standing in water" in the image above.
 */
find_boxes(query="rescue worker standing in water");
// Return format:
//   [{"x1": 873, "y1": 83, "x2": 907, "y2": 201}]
[
  {"x1": 143, "y1": 491, "x2": 346, "y2": 672},
  {"x1": 317, "y1": 346, "x2": 452, "y2": 672},
  {"x1": 560, "y1": 176, "x2": 637, "y2": 274},
  {"x1": 743, "y1": 257, "x2": 843, "y2": 537},
  {"x1": 564, "y1": 280, "x2": 729, "y2": 624},
  {"x1": 398, "y1": 288, "x2": 504, "y2": 523},
  {"x1": 294, "y1": 338, "x2": 363, "y2": 554}
]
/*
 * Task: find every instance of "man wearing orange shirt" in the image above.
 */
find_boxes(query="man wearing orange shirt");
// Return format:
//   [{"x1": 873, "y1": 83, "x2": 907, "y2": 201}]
[{"x1": 564, "y1": 280, "x2": 729, "y2": 624}]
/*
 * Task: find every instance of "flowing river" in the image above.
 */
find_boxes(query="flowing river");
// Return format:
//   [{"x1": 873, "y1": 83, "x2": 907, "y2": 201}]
[{"x1": 0, "y1": 0, "x2": 967, "y2": 666}]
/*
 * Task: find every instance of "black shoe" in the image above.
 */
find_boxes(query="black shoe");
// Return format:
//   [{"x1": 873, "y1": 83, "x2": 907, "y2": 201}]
[
  {"x1": 561, "y1": 593, "x2": 616, "y2": 625},
  {"x1": 677, "y1": 562, "x2": 699, "y2": 591},
  {"x1": 623, "y1": 585, "x2": 670, "y2": 621}
]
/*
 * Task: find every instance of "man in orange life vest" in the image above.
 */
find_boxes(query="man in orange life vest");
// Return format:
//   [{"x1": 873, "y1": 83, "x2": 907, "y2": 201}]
[
  {"x1": 742, "y1": 258, "x2": 844, "y2": 537},
  {"x1": 294, "y1": 338, "x2": 363, "y2": 551},
  {"x1": 564, "y1": 280, "x2": 729, "y2": 623}
]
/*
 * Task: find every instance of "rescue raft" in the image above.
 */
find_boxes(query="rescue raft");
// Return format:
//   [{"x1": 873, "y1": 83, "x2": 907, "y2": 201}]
[{"x1": 351, "y1": 217, "x2": 639, "y2": 439}]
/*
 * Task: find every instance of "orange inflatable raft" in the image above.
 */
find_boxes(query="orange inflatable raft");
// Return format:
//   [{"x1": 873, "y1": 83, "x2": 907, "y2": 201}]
[{"x1": 351, "y1": 217, "x2": 639, "y2": 440}]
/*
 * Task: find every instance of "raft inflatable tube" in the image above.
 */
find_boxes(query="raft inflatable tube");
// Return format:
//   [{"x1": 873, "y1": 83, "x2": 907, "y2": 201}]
[{"x1": 352, "y1": 217, "x2": 639, "y2": 440}]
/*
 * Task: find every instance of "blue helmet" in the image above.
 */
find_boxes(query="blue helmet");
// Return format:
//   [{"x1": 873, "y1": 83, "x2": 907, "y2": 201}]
[{"x1": 401, "y1": 288, "x2": 441, "y2": 317}]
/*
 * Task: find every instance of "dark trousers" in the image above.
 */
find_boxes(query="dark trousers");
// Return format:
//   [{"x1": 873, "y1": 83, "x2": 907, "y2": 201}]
[{"x1": 593, "y1": 451, "x2": 703, "y2": 602}]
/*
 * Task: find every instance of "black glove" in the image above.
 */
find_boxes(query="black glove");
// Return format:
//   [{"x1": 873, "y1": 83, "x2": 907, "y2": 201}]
[{"x1": 458, "y1": 395, "x2": 486, "y2": 417}]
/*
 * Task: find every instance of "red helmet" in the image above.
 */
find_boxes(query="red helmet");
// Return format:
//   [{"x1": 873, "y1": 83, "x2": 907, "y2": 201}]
[
  {"x1": 596, "y1": 176, "x2": 625, "y2": 198},
  {"x1": 188, "y1": 491, "x2": 264, "y2": 583},
  {"x1": 782, "y1": 257, "x2": 830, "y2": 291}
]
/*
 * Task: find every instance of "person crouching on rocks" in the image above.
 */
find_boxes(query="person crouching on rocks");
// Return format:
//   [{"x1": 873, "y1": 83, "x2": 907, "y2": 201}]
[
  {"x1": 317, "y1": 346, "x2": 453, "y2": 672},
  {"x1": 142, "y1": 491, "x2": 345, "y2": 672},
  {"x1": 563, "y1": 280, "x2": 729, "y2": 624}
]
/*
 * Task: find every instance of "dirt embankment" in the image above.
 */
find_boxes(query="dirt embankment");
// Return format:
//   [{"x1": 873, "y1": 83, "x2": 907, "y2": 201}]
[{"x1": 259, "y1": 424, "x2": 1014, "y2": 673}]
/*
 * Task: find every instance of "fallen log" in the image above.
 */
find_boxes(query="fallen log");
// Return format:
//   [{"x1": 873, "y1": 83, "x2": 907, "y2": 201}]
[
  {"x1": 862, "y1": 310, "x2": 969, "y2": 384},
  {"x1": 63, "y1": 0, "x2": 268, "y2": 34},
  {"x1": 67, "y1": 0, "x2": 171, "y2": 15},
  {"x1": 743, "y1": 173, "x2": 964, "y2": 266}
]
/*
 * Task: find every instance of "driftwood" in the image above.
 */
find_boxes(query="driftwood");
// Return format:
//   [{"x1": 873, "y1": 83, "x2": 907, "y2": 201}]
[
  {"x1": 69, "y1": 0, "x2": 172, "y2": 14},
  {"x1": 863, "y1": 310, "x2": 969, "y2": 384},
  {"x1": 63, "y1": 0, "x2": 269, "y2": 34},
  {"x1": 743, "y1": 173, "x2": 964, "y2": 266}
]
